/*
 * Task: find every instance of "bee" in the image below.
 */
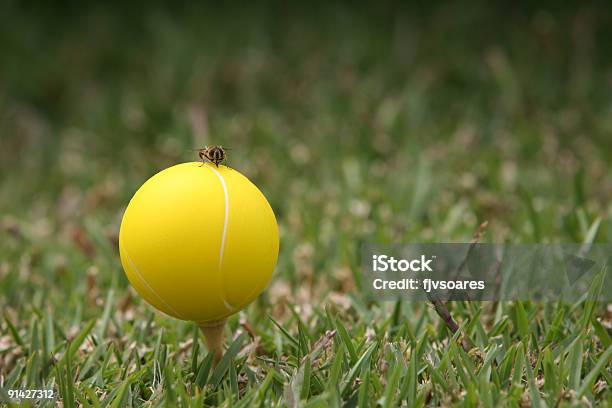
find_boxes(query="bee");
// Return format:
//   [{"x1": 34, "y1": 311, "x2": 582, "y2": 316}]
[{"x1": 195, "y1": 145, "x2": 229, "y2": 167}]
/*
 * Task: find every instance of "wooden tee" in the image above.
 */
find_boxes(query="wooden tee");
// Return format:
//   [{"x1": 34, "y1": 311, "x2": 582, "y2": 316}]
[{"x1": 198, "y1": 319, "x2": 227, "y2": 365}]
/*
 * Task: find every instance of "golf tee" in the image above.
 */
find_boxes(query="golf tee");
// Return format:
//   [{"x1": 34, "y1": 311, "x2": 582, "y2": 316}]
[{"x1": 198, "y1": 319, "x2": 227, "y2": 365}]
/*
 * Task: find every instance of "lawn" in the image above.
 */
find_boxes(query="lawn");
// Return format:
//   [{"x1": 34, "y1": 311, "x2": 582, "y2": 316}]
[{"x1": 1, "y1": 2, "x2": 611, "y2": 407}]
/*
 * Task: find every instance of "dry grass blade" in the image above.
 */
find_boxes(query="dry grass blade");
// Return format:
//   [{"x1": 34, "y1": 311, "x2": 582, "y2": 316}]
[{"x1": 426, "y1": 220, "x2": 488, "y2": 352}]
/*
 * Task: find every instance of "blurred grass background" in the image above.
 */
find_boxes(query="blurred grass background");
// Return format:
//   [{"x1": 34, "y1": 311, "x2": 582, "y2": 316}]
[
  {"x1": 2, "y1": 1, "x2": 611, "y2": 293},
  {"x1": 0, "y1": 1, "x2": 611, "y2": 406}
]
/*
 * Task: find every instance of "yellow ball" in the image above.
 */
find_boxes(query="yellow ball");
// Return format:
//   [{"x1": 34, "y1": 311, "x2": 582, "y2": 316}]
[{"x1": 119, "y1": 162, "x2": 279, "y2": 323}]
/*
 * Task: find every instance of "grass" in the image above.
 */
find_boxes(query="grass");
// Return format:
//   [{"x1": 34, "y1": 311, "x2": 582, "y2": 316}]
[{"x1": 1, "y1": 2, "x2": 611, "y2": 406}]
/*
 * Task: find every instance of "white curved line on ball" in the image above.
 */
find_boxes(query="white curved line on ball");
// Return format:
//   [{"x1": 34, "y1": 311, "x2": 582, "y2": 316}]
[
  {"x1": 121, "y1": 240, "x2": 185, "y2": 319},
  {"x1": 206, "y1": 165, "x2": 234, "y2": 313}
]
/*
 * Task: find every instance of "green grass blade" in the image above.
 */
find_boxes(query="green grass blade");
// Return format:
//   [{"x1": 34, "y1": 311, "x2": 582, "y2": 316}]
[
  {"x1": 326, "y1": 346, "x2": 345, "y2": 391},
  {"x1": 577, "y1": 345, "x2": 612, "y2": 398},
  {"x1": 208, "y1": 332, "x2": 247, "y2": 388},
  {"x1": 195, "y1": 352, "x2": 214, "y2": 389},
  {"x1": 335, "y1": 317, "x2": 358, "y2": 364},
  {"x1": 568, "y1": 335, "x2": 583, "y2": 391},
  {"x1": 66, "y1": 319, "x2": 95, "y2": 361}
]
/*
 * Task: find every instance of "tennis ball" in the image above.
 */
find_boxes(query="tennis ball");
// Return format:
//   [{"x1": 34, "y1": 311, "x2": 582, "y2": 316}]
[{"x1": 119, "y1": 162, "x2": 279, "y2": 324}]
